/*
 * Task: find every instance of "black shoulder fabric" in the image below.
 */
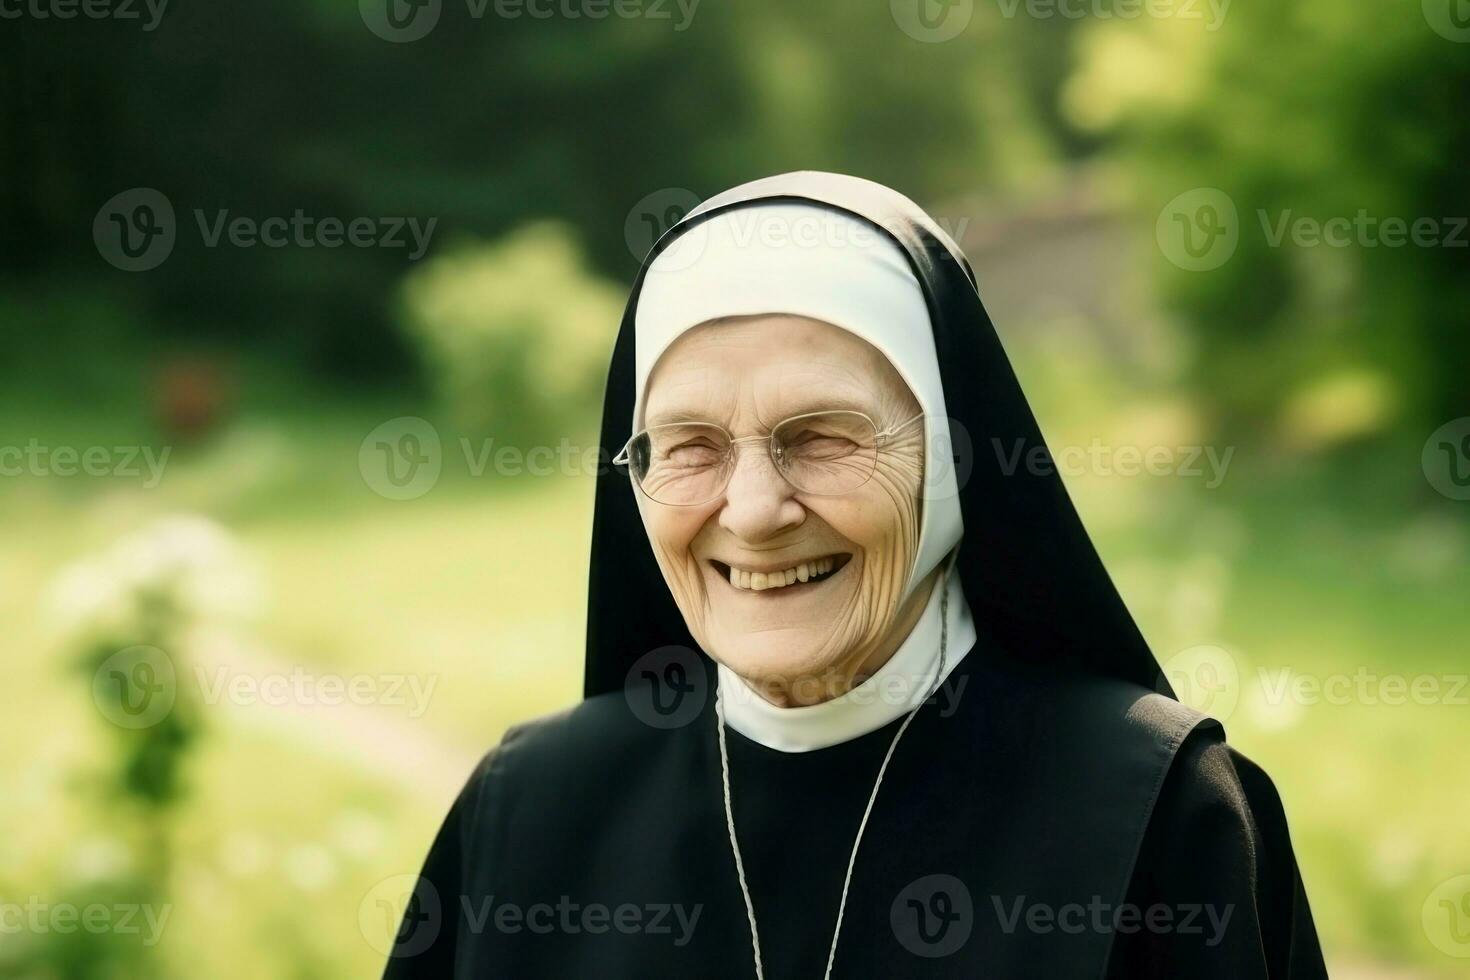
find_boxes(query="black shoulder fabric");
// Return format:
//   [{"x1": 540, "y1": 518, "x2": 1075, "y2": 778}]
[
  {"x1": 384, "y1": 645, "x2": 1234, "y2": 978},
  {"x1": 1105, "y1": 731, "x2": 1328, "y2": 978},
  {"x1": 586, "y1": 171, "x2": 1169, "y2": 698}
]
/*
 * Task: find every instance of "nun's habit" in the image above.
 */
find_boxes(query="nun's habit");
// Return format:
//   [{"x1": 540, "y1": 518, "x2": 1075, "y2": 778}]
[{"x1": 384, "y1": 172, "x2": 1326, "y2": 978}]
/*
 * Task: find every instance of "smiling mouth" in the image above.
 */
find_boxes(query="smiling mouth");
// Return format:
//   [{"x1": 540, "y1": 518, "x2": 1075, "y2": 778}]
[{"x1": 709, "y1": 553, "x2": 853, "y2": 593}]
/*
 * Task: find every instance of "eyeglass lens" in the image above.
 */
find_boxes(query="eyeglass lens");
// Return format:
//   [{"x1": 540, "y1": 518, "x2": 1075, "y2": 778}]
[{"x1": 629, "y1": 411, "x2": 884, "y2": 505}]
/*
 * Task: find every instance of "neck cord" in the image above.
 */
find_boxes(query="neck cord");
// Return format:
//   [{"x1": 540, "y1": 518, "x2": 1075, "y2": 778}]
[{"x1": 714, "y1": 572, "x2": 951, "y2": 980}]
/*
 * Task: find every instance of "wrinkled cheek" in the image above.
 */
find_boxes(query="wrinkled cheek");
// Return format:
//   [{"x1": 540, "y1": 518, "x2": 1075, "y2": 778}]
[
  {"x1": 651, "y1": 541, "x2": 703, "y2": 606},
  {"x1": 640, "y1": 513, "x2": 711, "y2": 633},
  {"x1": 850, "y1": 462, "x2": 924, "y2": 642}
]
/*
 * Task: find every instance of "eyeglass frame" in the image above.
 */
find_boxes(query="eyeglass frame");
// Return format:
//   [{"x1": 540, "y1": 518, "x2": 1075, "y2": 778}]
[{"x1": 612, "y1": 410, "x2": 927, "y2": 506}]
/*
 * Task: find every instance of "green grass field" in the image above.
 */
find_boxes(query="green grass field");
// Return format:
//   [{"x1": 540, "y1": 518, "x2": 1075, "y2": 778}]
[{"x1": 2, "y1": 379, "x2": 1466, "y2": 977}]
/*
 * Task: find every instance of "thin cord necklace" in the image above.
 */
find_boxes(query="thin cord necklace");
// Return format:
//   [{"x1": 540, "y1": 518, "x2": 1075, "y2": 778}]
[{"x1": 714, "y1": 572, "x2": 951, "y2": 980}]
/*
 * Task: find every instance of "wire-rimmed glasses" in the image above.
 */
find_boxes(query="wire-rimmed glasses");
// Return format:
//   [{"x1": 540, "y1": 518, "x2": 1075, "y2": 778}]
[{"x1": 613, "y1": 410, "x2": 925, "y2": 506}]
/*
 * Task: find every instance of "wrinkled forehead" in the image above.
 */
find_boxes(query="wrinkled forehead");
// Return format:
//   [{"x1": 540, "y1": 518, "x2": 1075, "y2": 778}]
[{"x1": 641, "y1": 314, "x2": 917, "y2": 429}]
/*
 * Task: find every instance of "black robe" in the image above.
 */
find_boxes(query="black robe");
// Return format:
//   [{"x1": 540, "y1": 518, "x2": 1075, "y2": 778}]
[
  {"x1": 384, "y1": 172, "x2": 1325, "y2": 977},
  {"x1": 383, "y1": 650, "x2": 1324, "y2": 977}
]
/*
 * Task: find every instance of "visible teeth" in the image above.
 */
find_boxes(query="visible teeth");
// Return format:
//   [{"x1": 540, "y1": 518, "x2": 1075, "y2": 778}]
[{"x1": 724, "y1": 557, "x2": 840, "y2": 592}]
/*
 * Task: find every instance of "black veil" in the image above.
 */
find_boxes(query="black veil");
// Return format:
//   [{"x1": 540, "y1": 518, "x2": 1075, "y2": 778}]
[{"x1": 584, "y1": 171, "x2": 1170, "y2": 700}]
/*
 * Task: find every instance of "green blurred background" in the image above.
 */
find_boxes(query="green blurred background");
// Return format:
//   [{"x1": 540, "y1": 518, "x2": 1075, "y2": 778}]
[{"x1": 2, "y1": 1, "x2": 1467, "y2": 976}]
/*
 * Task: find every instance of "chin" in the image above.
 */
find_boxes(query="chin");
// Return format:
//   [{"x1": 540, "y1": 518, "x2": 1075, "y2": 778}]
[{"x1": 701, "y1": 620, "x2": 871, "y2": 707}]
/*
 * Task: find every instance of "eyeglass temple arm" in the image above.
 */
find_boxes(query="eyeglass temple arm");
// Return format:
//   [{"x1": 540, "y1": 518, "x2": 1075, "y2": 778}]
[{"x1": 876, "y1": 413, "x2": 927, "y2": 443}]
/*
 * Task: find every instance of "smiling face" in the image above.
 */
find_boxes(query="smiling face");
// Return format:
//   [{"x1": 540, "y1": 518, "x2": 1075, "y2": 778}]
[{"x1": 635, "y1": 314, "x2": 935, "y2": 706}]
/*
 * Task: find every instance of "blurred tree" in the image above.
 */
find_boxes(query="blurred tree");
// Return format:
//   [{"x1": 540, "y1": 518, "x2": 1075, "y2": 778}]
[
  {"x1": 398, "y1": 222, "x2": 623, "y2": 447},
  {"x1": 0, "y1": 2, "x2": 1079, "y2": 383},
  {"x1": 1066, "y1": 6, "x2": 1469, "y2": 442}
]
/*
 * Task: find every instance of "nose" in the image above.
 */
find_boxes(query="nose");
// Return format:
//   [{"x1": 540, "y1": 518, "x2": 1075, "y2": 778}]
[{"x1": 718, "y1": 442, "x2": 805, "y2": 543}]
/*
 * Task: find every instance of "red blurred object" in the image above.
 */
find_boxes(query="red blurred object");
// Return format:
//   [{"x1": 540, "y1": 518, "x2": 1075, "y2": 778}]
[{"x1": 154, "y1": 354, "x2": 234, "y2": 444}]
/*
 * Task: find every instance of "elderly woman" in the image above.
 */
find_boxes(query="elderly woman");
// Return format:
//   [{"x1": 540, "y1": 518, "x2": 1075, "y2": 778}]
[{"x1": 385, "y1": 173, "x2": 1325, "y2": 978}]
